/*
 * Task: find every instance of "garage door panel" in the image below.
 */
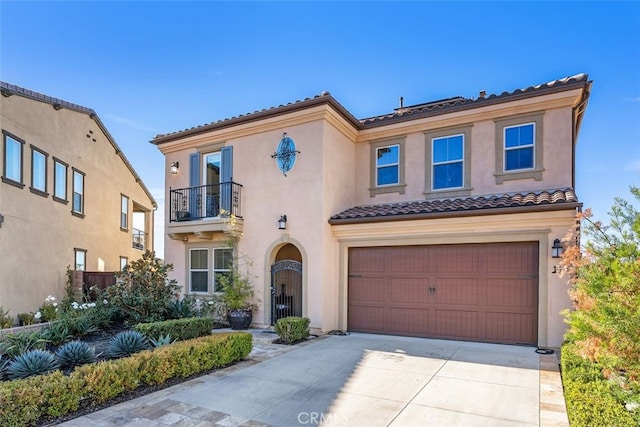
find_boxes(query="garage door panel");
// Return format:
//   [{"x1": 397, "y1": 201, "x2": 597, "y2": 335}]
[
  {"x1": 349, "y1": 277, "x2": 385, "y2": 302},
  {"x1": 486, "y1": 279, "x2": 537, "y2": 307},
  {"x1": 432, "y1": 246, "x2": 479, "y2": 273},
  {"x1": 435, "y1": 309, "x2": 479, "y2": 340},
  {"x1": 348, "y1": 306, "x2": 385, "y2": 332},
  {"x1": 486, "y1": 312, "x2": 535, "y2": 344},
  {"x1": 390, "y1": 277, "x2": 429, "y2": 303},
  {"x1": 348, "y1": 243, "x2": 538, "y2": 345},
  {"x1": 388, "y1": 308, "x2": 430, "y2": 335},
  {"x1": 386, "y1": 246, "x2": 429, "y2": 273},
  {"x1": 434, "y1": 278, "x2": 480, "y2": 305}
]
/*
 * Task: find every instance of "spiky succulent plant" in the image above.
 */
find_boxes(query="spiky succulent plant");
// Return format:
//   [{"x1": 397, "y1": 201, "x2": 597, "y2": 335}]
[
  {"x1": 7, "y1": 349, "x2": 58, "y2": 379},
  {"x1": 149, "y1": 334, "x2": 176, "y2": 348},
  {"x1": 0, "y1": 355, "x2": 9, "y2": 380},
  {"x1": 55, "y1": 340, "x2": 96, "y2": 368},
  {"x1": 107, "y1": 330, "x2": 150, "y2": 358}
]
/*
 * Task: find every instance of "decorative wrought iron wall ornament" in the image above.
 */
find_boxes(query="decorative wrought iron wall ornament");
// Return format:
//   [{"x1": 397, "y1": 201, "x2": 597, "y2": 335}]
[{"x1": 272, "y1": 132, "x2": 300, "y2": 176}]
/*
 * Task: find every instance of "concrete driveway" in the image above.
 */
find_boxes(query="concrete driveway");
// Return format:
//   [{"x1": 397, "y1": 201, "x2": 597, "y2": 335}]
[{"x1": 60, "y1": 332, "x2": 568, "y2": 426}]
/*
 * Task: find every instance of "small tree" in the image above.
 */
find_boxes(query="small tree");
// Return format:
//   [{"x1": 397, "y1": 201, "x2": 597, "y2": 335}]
[
  {"x1": 106, "y1": 251, "x2": 179, "y2": 323},
  {"x1": 561, "y1": 185, "x2": 640, "y2": 380}
]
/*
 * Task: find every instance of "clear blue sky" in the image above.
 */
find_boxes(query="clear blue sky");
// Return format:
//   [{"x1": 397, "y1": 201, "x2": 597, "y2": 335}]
[{"x1": 2, "y1": 1, "x2": 639, "y2": 259}]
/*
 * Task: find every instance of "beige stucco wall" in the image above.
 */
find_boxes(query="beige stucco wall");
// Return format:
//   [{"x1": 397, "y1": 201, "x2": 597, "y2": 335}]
[
  {"x1": 0, "y1": 94, "x2": 155, "y2": 318},
  {"x1": 157, "y1": 87, "x2": 584, "y2": 345}
]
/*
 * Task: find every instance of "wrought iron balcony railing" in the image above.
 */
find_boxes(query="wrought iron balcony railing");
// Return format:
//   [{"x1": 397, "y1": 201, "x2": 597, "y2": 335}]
[
  {"x1": 132, "y1": 228, "x2": 145, "y2": 250},
  {"x1": 169, "y1": 182, "x2": 242, "y2": 223}
]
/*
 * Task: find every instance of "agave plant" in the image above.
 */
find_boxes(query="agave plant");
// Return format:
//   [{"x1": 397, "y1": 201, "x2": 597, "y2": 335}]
[
  {"x1": 7, "y1": 349, "x2": 58, "y2": 379},
  {"x1": 149, "y1": 334, "x2": 176, "y2": 348},
  {"x1": 0, "y1": 330, "x2": 49, "y2": 357},
  {"x1": 55, "y1": 340, "x2": 96, "y2": 368},
  {"x1": 107, "y1": 330, "x2": 150, "y2": 358}
]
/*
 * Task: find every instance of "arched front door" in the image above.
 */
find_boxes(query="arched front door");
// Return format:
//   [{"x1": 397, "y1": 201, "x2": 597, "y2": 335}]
[{"x1": 271, "y1": 244, "x2": 302, "y2": 325}]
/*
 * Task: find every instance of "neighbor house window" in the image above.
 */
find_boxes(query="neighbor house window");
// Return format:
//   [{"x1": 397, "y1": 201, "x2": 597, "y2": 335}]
[
  {"x1": 72, "y1": 168, "x2": 85, "y2": 216},
  {"x1": 504, "y1": 123, "x2": 534, "y2": 171},
  {"x1": 120, "y1": 257, "x2": 128, "y2": 271},
  {"x1": 30, "y1": 145, "x2": 48, "y2": 196},
  {"x1": 190, "y1": 249, "x2": 208, "y2": 293},
  {"x1": 369, "y1": 138, "x2": 406, "y2": 197},
  {"x1": 53, "y1": 158, "x2": 68, "y2": 203},
  {"x1": 2, "y1": 130, "x2": 24, "y2": 187},
  {"x1": 494, "y1": 113, "x2": 543, "y2": 184},
  {"x1": 120, "y1": 194, "x2": 129, "y2": 230},
  {"x1": 74, "y1": 248, "x2": 86, "y2": 271},
  {"x1": 213, "y1": 248, "x2": 233, "y2": 292},
  {"x1": 432, "y1": 134, "x2": 464, "y2": 190},
  {"x1": 424, "y1": 125, "x2": 472, "y2": 198}
]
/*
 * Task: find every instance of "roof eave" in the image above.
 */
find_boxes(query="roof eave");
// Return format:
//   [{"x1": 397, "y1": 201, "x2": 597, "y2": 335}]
[
  {"x1": 151, "y1": 95, "x2": 362, "y2": 145},
  {"x1": 328, "y1": 202, "x2": 583, "y2": 225}
]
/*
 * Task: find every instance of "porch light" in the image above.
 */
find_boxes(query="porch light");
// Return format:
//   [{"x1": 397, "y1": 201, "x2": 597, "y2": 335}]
[
  {"x1": 278, "y1": 215, "x2": 287, "y2": 230},
  {"x1": 170, "y1": 162, "x2": 179, "y2": 175},
  {"x1": 551, "y1": 239, "x2": 563, "y2": 258}
]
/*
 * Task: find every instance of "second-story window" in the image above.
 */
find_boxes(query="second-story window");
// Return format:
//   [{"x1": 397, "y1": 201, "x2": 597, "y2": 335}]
[
  {"x1": 30, "y1": 145, "x2": 48, "y2": 196},
  {"x1": 72, "y1": 168, "x2": 85, "y2": 216},
  {"x1": 120, "y1": 194, "x2": 129, "y2": 230},
  {"x1": 504, "y1": 123, "x2": 535, "y2": 171},
  {"x1": 432, "y1": 134, "x2": 464, "y2": 190},
  {"x1": 376, "y1": 144, "x2": 399, "y2": 186},
  {"x1": 2, "y1": 130, "x2": 24, "y2": 187},
  {"x1": 53, "y1": 158, "x2": 68, "y2": 203},
  {"x1": 369, "y1": 138, "x2": 406, "y2": 197}
]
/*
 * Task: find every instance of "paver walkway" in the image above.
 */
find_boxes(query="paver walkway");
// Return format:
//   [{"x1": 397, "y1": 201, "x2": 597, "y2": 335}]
[{"x1": 59, "y1": 331, "x2": 568, "y2": 426}]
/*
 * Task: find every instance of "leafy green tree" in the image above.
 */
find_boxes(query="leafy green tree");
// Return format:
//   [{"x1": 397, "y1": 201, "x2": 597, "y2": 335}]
[
  {"x1": 105, "y1": 251, "x2": 179, "y2": 323},
  {"x1": 562, "y1": 185, "x2": 640, "y2": 381}
]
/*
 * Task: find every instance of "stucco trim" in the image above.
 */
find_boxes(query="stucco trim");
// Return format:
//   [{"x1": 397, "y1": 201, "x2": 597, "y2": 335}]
[
  {"x1": 368, "y1": 136, "x2": 407, "y2": 197},
  {"x1": 424, "y1": 124, "x2": 473, "y2": 198},
  {"x1": 494, "y1": 112, "x2": 544, "y2": 184}
]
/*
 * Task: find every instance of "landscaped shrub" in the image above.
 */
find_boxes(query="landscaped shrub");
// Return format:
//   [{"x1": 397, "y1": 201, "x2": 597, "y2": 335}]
[
  {"x1": 135, "y1": 317, "x2": 215, "y2": 342},
  {"x1": 37, "y1": 295, "x2": 59, "y2": 323},
  {"x1": 0, "y1": 331, "x2": 48, "y2": 357},
  {"x1": 107, "y1": 330, "x2": 150, "y2": 358},
  {"x1": 149, "y1": 334, "x2": 176, "y2": 348},
  {"x1": 17, "y1": 313, "x2": 35, "y2": 326},
  {"x1": 7, "y1": 350, "x2": 58, "y2": 380},
  {"x1": 39, "y1": 321, "x2": 73, "y2": 346},
  {"x1": 561, "y1": 343, "x2": 639, "y2": 426},
  {"x1": 105, "y1": 250, "x2": 180, "y2": 323},
  {"x1": 0, "y1": 332, "x2": 252, "y2": 426},
  {"x1": 55, "y1": 341, "x2": 96, "y2": 369},
  {"x1": 274, "y1": 316, "x2": 310, "y2": 344},
  {"x1": 0, "y1": 306, "x2": 12, "y2": 329},
  {"x1": 0, "y1": 356, "x2": 8, "y2": 380}
]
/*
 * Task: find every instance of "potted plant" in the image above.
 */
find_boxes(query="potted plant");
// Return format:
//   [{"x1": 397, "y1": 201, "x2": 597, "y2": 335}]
[{"x1": 218, "y1": 269, "x2": 257, "y2": 330}]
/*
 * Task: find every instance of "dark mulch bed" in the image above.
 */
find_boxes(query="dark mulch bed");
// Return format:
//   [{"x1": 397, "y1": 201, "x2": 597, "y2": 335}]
[{"x1": 25, "y1": 322, "x2": 231, "y2": 426}]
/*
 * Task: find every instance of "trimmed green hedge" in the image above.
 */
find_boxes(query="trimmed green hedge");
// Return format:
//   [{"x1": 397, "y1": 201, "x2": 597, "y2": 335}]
[
  {"x1": 0, "y1": 332, "x2": 251, "y2": 427},
  {"x1": 274, "y1": 316, "x2": 310, "y2": 344},
  {"x1": 561, "y1": 343, "x2": 638, "y2": 426},
  {"x1": 135, "y1": 317, "x2": 215, "y2": 341}
]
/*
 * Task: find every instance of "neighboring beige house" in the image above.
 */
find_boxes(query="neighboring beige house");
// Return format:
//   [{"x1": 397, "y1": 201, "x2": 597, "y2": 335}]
[
  {"x1": 0, "y1": 82, "x2": 156, "y2": 318},
  {"x1": 153, "y1": 73, "x2": 591, "y2": 348}
]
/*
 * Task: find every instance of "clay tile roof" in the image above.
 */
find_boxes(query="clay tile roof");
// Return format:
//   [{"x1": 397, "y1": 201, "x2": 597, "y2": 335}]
[
  {"x1": 359, "y1": 73, "x2": 590, "y2": 128},
  {"x1": 329, "y1": 188, "x2": 581, "y2": 224}
]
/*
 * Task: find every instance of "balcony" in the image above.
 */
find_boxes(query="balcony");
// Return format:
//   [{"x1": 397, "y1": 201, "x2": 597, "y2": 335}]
[
  {"x1": 170, "y1": 182, "x2": 242, "y2": 222},
  {"x1": 132, "y1": 228, "x2": 145, "y2": 250}
]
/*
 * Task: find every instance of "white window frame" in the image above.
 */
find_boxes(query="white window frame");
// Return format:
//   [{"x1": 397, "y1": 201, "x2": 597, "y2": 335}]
[
  {"x1": 189, "y1": 248, "x2": 209, "y2": 294},
  {"x1": 213, "y1": 247, "x2": 233, "y2": 293},
  {"x1": 431, "y1": 134, "x2": 464, "y2": 191},
  {"x1": 74, "y1": 248, "x2": 86, "y2": 271},
  {"x1": 375, "y1": 144, "x2": 400, "y2": 187},
  {"x1": 503, "y1": 122, "x2": 535, "y2": 172},
  {"x1": 120, "y1": 194, "x2": 129, "y2": 230},
  {"x1": 53, "y1": 158, "x2": 68, "y2": 202},
  {"x1": 72, "y1": 169, "x2": 85, "y2": 216},
  {"x1": 120, "y1": 256, "x2": 128, "y2": 271}
]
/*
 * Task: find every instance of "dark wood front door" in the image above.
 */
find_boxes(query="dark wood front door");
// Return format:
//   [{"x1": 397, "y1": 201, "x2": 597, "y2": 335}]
[{"x1": 347, "y1": 242, "x2": 538, "y2": 345}]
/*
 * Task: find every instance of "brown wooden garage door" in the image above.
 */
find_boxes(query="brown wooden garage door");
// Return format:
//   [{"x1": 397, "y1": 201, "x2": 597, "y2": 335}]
[{"x1": 348, "y1": 242, "x2": 538, "y2": 345}]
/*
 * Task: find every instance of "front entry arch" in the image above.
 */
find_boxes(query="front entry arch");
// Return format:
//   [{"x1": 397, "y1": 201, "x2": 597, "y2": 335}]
[{"x1": 271, "y1": 244, "x2": 302, "y2": 325}]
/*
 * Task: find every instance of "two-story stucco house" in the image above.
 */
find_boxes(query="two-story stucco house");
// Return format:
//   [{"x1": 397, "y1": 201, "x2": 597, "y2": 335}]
[
  {"x1": 0, "y1": 82, "x2": 156, "y2": 318},
  {"x1": 153, "y1": 73, "x2": 591, "y2": 348}
]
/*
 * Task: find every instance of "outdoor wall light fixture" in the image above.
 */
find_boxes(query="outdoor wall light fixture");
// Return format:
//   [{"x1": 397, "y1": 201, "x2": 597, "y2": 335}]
[
  {"x1": 551, "y1": 238, "x2": 564, "y2": 258},
  {"x1": 170, "y1": 162, "x2": 180, "y2": 175},
  {"x1": 278, "y1": 215, "x2": 287, "y2": 230}
]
